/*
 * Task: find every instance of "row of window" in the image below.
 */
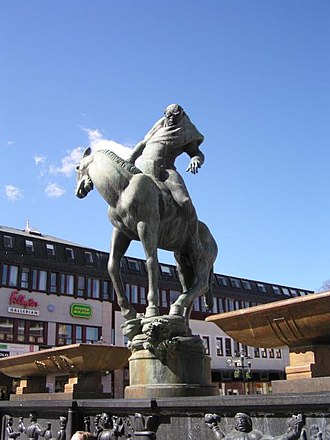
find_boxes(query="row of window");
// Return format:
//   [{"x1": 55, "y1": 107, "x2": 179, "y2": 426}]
[
  {"x1": 0, "y1": 317, "x2": 101, "y2": 346},
  {"x1": 201, "y1": 336, "x2": 282, "y2": 360},
  {"x1": 2, "y1": 234, "x2": 95, "y2": 264},
  {"x1": 1, "y1": 264, "x2": 113, "y2": 301},
  {"x1": 216, "y1": 275, "x2": 311, "y2": 297}
]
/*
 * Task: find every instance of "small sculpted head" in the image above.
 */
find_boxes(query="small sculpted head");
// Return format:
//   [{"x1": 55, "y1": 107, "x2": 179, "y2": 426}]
[
  {"x1": 164, "y1": 104, "x2": 184, "y2": 126},
  {"x1": 234, "y1": 413, "x2": 252, "y2": 433},
  {"x1": 99, "y1": 413, "x2": 112, "y2": 429},
  {"x1": 75, "y1": 147, "x2": 94, "y2": 199}
]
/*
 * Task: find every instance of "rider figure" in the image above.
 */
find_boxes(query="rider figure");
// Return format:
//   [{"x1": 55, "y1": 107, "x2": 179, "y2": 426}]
[{"x1": 128, "y1": 104, "x2": 204, "y2": 258}]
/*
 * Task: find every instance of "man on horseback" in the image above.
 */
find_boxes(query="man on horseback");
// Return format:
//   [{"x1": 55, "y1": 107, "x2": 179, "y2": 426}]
[{"x1": 128, "y1": 104, "x2": 205, "y2": 258}]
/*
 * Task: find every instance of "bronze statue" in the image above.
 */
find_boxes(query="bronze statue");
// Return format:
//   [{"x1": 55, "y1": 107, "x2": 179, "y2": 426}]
[{"x1": 75, "y1": 104, "x2": 217, "y2": 324}]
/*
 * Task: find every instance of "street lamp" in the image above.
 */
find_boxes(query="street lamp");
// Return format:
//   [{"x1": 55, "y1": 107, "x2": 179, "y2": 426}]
[{"x1": 226, "y1": 349, "x2": 252, "y2": 394}]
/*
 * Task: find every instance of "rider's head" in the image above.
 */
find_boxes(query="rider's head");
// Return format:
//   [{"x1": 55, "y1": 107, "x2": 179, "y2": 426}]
[{"x1": 164, "y1": 104, "x2": 184, "y2": 126}]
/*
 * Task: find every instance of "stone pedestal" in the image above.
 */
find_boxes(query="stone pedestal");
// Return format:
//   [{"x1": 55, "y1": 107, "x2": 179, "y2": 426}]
[
  {"x1": 125, "y1": 343, "x2": 217, "y2": 398},
  {"x1": 15, "y1": 376, "x2": 48, "y2": 395},
  {"x1": 285, "y1": 345, "x2": 330, "y2": 380}
]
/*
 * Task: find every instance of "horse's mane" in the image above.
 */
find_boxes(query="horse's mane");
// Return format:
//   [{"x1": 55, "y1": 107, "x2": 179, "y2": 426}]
[{"x1": 98, "y1": 149, "x2": 142, "y2": 175}]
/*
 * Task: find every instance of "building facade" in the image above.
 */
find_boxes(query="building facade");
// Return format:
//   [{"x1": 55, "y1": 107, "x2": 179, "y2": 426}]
[{"x1": 0, "y1": 225, "x2": 314, "y2": 398}]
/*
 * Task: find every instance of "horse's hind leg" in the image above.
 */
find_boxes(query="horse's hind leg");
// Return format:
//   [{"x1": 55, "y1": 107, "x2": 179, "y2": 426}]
[
  {"x1": 108, "y1": 227, "x2": 137, "y2": 320},
  {"x1": 137, "y1": 221, "x2": 160, "y2": 318},
  {"x1": 171, "y1": 252, "x2": 195, "y2": 316}
]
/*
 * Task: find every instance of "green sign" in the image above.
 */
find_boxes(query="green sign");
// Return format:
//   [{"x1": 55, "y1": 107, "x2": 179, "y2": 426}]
[{"x1": 70, "y1": 303, "x2": 92, "y2": 319}]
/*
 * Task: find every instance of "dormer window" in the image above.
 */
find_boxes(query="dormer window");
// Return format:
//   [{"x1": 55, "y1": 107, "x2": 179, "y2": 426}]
[
  {"x1": 46, "y1": 243, "x2": 56, "y2": 257},
  {"x1": 65, "y1": 247, "x2": 75, "y2": 260},
  {"x1": 3, "y1": 235, "x2": 14, "y2": 249},
  {"x1": 25, "y1": 239, "x2": 34, "y2": 253},
  {"x1": 85, "y1": 251, "x2": 93, "y2": 264}
]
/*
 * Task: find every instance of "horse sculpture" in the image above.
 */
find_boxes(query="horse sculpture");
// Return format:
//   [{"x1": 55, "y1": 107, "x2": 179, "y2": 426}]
[{"x1": 75, "y1": 147, "x2": 218, "y2": 322}]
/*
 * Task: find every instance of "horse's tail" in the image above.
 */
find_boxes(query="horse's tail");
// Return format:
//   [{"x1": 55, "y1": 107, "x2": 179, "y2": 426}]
[{"x1": 204, "y1": 266, "x2": 215, "y2": 311}]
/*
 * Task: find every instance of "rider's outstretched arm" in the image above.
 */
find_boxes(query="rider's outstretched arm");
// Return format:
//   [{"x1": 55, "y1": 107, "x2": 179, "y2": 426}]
[{"x1": 186, "y1": 141, "x2": 205, "y2": 174}]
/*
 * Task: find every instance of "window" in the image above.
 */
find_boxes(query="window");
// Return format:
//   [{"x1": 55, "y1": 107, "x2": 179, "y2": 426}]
[
  {"x1": 87, "y1": 278, "x2": 100, "y2": 299},
  {"x1": 242, "y1": 345, "x2": 248, "y2": 357},
  {"x1": 2, "y1": 264, "x2": 18, "y2": 287},
  {"x1": 0, "y1": 318, "x2": 47, "y2": 344},
  {"x1": 269, "y1": 348, "x2": 275, "y2": 358},
  {"x1": 241, "y1": 280, "x2": 252, "y2": 290},
  {"x1": 254, "y1": 347, "x2": 260, "y2": 358},
  {"x1": 193, "y1": 297, "x2": 200, "y2": 311},
  {"x1": 214, "y1": 298, "x2": 225, "y2": 313},
  {"x1": 46, "y1": 243, "x2": 56, "y2": 257},
  {"x1": 84, "y1": 251, "x2": 93, "y2": 264},
  {"x1": 77, "y1": 276, "x2": 86, "y2": 297},
  {"x1": 3, "y1": 235, "x2": 14, "y2": 249},
  {"x1": 102, "y1": 281, "x2": 112, "y2": 301},
  {"x1": 25, "y1": 240, "x2": 34, "y2": 253},
  {"x1": 226, "y1": 299, "x2": 235, "y2": 312},
  {"x1": 127, "y1": 259, "x2": 139, "y2": 271},
  {"x1": 160, "y1": 264, "x2": 172, "y2": 276},
  {"x1": 261, "y1": 348, "x2": 267, "y2": 358},
  {"x1": 290, "y1": 289, "x2": 298, "y2": 297},
  {"x1": 160, "y1": 289, "x2": 168, "y2": 307},
  {"x1": 217, "y1": 276, "x2": 228, "y2": 286},
  {"x1": 61, "y1": 274, "x2": 74, "y2": 295},
  {"x1": 235, "y1": 300, "x2": 241, "y2": 310},
  {"x1": 234, "y1": 341, "x2": 240, "y2": 357},
  {"x1": 216, "y1": 337, "x2": 223, "y2": 356},
  {"x1": 282, "y1": 288, "x2": 290, "y2": 296},
  {"x1": 140, "y1": 286, "x2": 146, "y2": 305},
  {"x1": 0, "y1": 318, "x2": 14, "y2": 341},
  {"x1": 257, "y1": 283, "x2": 267, "y2": 293},
  {"x1": 170, "y1": 290, "x2": 180, "y2": 303},
  {"x1": 276, "y1": 349, "x2": 282, "y2": 359},
  {"x1": 272, "y1": 286, "x2": 282, "y2": 295},
  {"x1": 225, "y1": 338, "x2": 232, "y2": 356},
  {"x1": 131, "y1": 285, "x2": 138, "y2": 303},
  {"x1": 56, "y1": 323, "x2": 100, "y2": 345},
  {"x1": 20, "y1": 267, "x2": 30, "y2": 289},
  {"x1": 202, "y1": 336, "x2": 210, "y2": 355},
  {"x1": 50, "y1": 272, "x2": 58, "y2": 294},
  {"x1": 65, "y1": 247, "x2": 75, "y2": 260},
  {"x1": 32, "y1": 269, "x2": 47, "y2": 292},
  {"x1": 230, "y1": 278, "x2": 241, "y2": 289}
]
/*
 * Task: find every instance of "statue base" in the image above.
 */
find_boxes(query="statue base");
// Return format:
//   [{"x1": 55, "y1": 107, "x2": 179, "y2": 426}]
[{"x1": 125, "y1": 341, "x2": 217, "y2": 399}]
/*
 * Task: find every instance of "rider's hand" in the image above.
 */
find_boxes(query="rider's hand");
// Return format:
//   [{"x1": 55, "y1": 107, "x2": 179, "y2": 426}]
[{"x1": 186, "y1": 157, "x2": 201, "y2": 174}]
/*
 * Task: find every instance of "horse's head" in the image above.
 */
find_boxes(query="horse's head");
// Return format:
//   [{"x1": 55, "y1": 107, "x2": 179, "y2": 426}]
[{"x1": 75, "y1": 147, "x2": 95, "y2": 199}]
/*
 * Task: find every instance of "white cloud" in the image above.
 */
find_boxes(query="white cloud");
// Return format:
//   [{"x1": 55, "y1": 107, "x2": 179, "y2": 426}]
[
  {"x1": 45, "y1": 183, "x2": 66, "y2": 198},
  {"x1": 34, "y1": 155, "x2": 46, "y2": 165},
  {"x1": 50, "y1": 147, "x2": 84, "y2": 177},
  {"x1": 5, "y1": 185, "x2": 23, "y2": 201},
  {"x1": 83, "y1": 128, "x2": 133, "y2": 159}
]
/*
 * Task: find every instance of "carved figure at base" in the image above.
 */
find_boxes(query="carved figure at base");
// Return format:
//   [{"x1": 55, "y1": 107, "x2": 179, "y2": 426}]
[
  {"x1": 57, "y1": 417, "x2": 67, "y2": 440},
  {"x1": 75, "y1": 105, "x2": 217, "y2": 327},
  {"x1": 205, "y1": 413, "x2": 306, "y2": 440},
  {"x1": 6, "y1": 416, "x2": 21, "y2": 440},
  {"x1": 24, "y1": 413, "x2": 46, "y2": 440}
]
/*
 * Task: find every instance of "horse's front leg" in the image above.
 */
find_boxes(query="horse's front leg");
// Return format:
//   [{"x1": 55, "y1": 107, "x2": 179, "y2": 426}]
[
  {"x1": 108, "y1": 227, "x2": 137, "y2": 320},
  {"x1": 137, "y1": 221, "x2": 160, "y2": 318}
]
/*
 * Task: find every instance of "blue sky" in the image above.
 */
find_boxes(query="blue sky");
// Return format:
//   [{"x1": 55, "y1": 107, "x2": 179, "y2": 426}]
[{"x1": 1, "y1": 1, "x2": 329, "y2": 291}]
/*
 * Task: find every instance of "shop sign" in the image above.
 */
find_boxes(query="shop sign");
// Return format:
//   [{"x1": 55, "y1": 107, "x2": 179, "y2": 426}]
[
  {"x1": 0, "y1": 351, "x2": 9, "y2": 358},
  {"x1": 70, "y1": 303, "x2": 92, "y2": 319},
  {"x1": 8, "y1": 290, "x2": 40, "y2": 316}
]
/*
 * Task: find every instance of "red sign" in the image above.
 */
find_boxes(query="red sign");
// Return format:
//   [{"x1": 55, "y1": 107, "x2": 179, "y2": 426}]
[{"x1": 9, "y1": 290, "x2": 38, "y2": 308}]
